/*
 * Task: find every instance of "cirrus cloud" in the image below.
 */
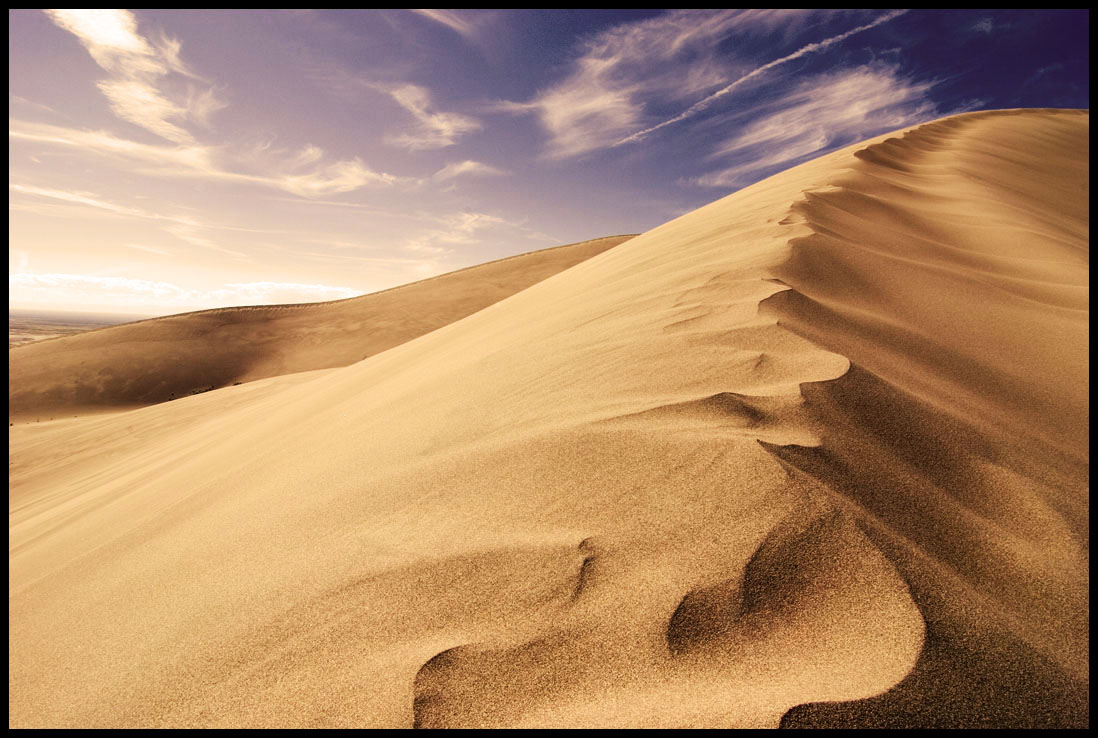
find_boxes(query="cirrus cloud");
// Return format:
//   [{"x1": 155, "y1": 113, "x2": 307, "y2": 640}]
[
  {"x1": 693, "y1": 65, "x2": 939, "y2": 188},
  {"x1": 432, "y1": 160, "x2": 507, "y2": 182},
  {"x1": 382, "y1": 83, "x2": 481, "y2": 150},
  {"x1": 44, "y1": 9, "x2": 222, "y2": 143},
  {"x1": 10, "y1": 120, "x2": 398, "y2": 198}
]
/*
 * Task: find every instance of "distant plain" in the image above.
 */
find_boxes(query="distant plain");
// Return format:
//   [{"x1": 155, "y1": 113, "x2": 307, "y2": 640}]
[{"x1": 8, "y1": 310, "x2": 151, "y2": 348}]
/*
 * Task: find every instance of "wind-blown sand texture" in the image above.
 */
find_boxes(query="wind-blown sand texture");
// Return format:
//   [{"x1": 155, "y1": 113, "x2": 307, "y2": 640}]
[
  {"x1": 8, "y1": 109, "x2": 1088, "y2": 728},
  {"x1": 8, "y1": 235, "x2": 633, "y2": 420}
]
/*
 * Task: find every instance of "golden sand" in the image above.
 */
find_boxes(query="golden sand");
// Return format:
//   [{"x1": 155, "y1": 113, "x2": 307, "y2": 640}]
[{"x1": 8, "y1": 109, "x2": 1088, "y2": 728}]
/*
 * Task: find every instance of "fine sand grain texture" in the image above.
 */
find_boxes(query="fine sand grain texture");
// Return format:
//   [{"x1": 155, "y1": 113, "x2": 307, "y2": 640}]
[
  {"x1": 8, "y1": 235, "x2": 633, "y2": 420},
  {"x1": 8, "y1": 109, "x2": 1088, "y2": 728}
]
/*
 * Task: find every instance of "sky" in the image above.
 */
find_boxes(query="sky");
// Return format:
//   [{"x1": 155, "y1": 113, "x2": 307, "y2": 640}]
[{"x1": 9, "y1": 9, "x2": 1090, "y2": 315}]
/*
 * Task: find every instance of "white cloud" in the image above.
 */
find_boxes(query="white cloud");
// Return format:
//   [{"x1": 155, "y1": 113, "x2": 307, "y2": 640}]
[
  {"x1": 10, "y1": 120, "x2": 398, "y2": 198},
  {"x1": 12, "y1": 181, "x2": 255, "y2": 259},
  {"x1": 186, "y1": 86, "x2": 229, "y2": 127},
  {"x1": 304, "y1": 63, "x2": 481, "y2": 151},
  {"x1": 43, "y1": 9, "x2": 221, "y2": 143},
  {"x1": 12, "y1": 182, "x2": 269, "y2": 260},
  {"x1": 497, "y1": 10, "x2": 839, "y2": 159},
  {"x1": 272, "y1": 158, "x2": 393, "y2": 197},
  {"x1": 43, "y1": 9, "x2": 152, "y2": 59},
  {"x1": 381, "y1": 83, "x2": 480, "y2": 150},
  {"x1": 28, "y1": 13, "x2": 397, "y2": 201},
  {"x1": 972, "y1": 18, "x2": 994, "y2": 34},
  {"x1": 286, "y1": 144, "x2": 325, "y2": 169},
  {"x1": 95, "y1": 78, "x2": 193, "y2": 142},
  {"x1": 162, "y1": 223, "x2": 251, "y2": 259},
  {"x1": 402, "y1": 211, "x2": 556, "y2": 256},
  {"x1": 432, "y1": 160, "x2": 507, "y2": 182},
  {"x1": 405, "y1": 212, "x2": 505, "y2": 254},
  {"x1": 410, "y1": 9, "x2": 480, "y2": 39},
  {"x1": 10, "y1": 119, "x2": 212, "y2": 168},
  {"x1": 498, "y1": 10, "x2": 909, "y2": 159},
  {"x1": 694, "y1": 65, "x2": 937, "y2": 188},
  {"x1": 616, "y1": 10, "x2": 909, "y2": 146},
  {"x1": 11, "y1": 96, "x2": 56, "y2": 114},
  {"x1": 9, "y1": 272, "x2": 363, "y2": 311},
  {"x1": 10, "y1": 183, "x2": 147, "y2": 217}
]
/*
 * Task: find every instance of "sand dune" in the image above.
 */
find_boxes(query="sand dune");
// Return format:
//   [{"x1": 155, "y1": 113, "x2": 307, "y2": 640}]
[
  {"x1": 8, "y1": 109, "x2": 1088, "y2": 728},
  {"x1": 8, "y1": 235, "x2": 633, "y2": 420}
]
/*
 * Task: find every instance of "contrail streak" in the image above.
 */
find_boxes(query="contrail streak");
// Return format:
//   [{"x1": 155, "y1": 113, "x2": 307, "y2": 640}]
[{"x1": 613, "y1": 9, "x2": 909, "y2": 147}]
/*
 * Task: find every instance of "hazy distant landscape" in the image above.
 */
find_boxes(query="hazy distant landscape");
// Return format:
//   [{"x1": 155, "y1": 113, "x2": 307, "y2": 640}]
[{"x1": 8, "y1": 310, "x2": 149, "y2": 348}]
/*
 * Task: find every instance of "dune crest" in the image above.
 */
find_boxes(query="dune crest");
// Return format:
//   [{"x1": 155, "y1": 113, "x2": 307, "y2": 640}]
[
  {"x1": 9, "y1": 110, "x2": 1088, "y2": 728},
  {"x1": 767, "y1": 109, "x2": 1089, "y2": 727}
]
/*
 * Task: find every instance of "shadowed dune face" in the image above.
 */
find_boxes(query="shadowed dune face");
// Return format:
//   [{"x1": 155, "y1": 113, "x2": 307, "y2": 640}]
[
  {"x1": 760, "y1": 110, "x2": 1090, "y2": 726},
  {"x1": 8, "y1": 110, "x2": 1088, "y2": 728},
  {"x1": 7, "y1": 235, "x2": 634, "y2": 420}
]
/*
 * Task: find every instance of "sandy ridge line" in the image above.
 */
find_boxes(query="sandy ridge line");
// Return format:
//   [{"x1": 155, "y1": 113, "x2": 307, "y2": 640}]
[
  {"x1": 756, "y1": 108, "x2": 1088, "y2": 726},
  {"x1": 741, "y1": 113, "x2": 986, "y2": 719},
  {"x1": 758, "y1": 107, "x2": 1022, "y2": 390}
]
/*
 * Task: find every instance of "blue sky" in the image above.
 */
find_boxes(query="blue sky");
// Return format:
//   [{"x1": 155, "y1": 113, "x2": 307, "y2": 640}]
[{"x1": 9, "y1": 9, "x2": 1089, "y2": 314}]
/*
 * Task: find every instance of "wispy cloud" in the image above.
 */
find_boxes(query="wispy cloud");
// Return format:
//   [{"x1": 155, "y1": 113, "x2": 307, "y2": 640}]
[
  {"x1": 11, "y1": 96, "x2": 56, "y2": 114},
  {"x1": 693, "y1": 65, "x2": 937, "y2": 188},
  {"x1": 971, "y1": 18, "x2": 994, "y2": 34},
  {"x1": 432, "y1": 160, "x2": 507, "y2": 182},
  {"x1": 410, "y1": 9, "x2": 480, "y2": 39},
  {"x1": 381, "y1": 83, "x2": 481, "y2": 150},
  {"x1": 10, "y1": 119, "x2": 210, "y2": 168},
  {"x1": 304, "y1": 58, "x2": 482, "y2": 151},
  {"x1": 186, "y1": 86, "x2": 228, "y2": 128},
  {"x1": 13, "y1": 182, "x2": 246, "y2": 259},
  {"x1": 43, "y1": 9, "x2": 223, "y2": 143},
  {"x1": 10, "y1": 183, "x2": 150, "y2": 218},
  {"x1": 31, "y1": 11, "x2": 391, "y2": 199},
  {"x1": 10, "y1": 120, "x2": 398, "y2": 198},
  {"x1": 404, "y1": 212, "x2": 505, "y2": 254},
  {"x1": 616, "y1": 10, "x2": 909, "y2": 146},
  {"x1": 403, "y1": 210, "x2": 555, "y2": 256},
  {"x1": 162, "y1": 223, "x2": 251, "y2": 259},
  {"x1": 9, "y1": 272, "x2": 363, "y2": 311},
  {"x1": 496, "y1": 10, "x2": 739, "y2": 159},
  {"x1": 498, "y1": 10, "x2": 867, "y2": 159},
  {"x1": 94, "y1": 79, "x2": 194, "y2": 143},
  {"x1": 266, "y1": 158, "x2": 396, "y2": 197}
]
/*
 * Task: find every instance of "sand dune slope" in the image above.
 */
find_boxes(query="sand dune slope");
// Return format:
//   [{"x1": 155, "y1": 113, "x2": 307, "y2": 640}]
[
  {"x1": 8, "y1": 235, "x2": 632, "y2": 420},
  {"x1": 9, "y1": 110, "x2": 1088, "y2": 728}
]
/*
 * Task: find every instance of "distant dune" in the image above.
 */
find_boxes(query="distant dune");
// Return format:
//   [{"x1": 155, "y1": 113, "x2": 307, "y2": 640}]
[
  {"x1": 8, "y1": 235, "x2": 633, "y2": 420},
  {"x1": 8, "y1": 110, "x2": 1088, "y2": 728}
]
